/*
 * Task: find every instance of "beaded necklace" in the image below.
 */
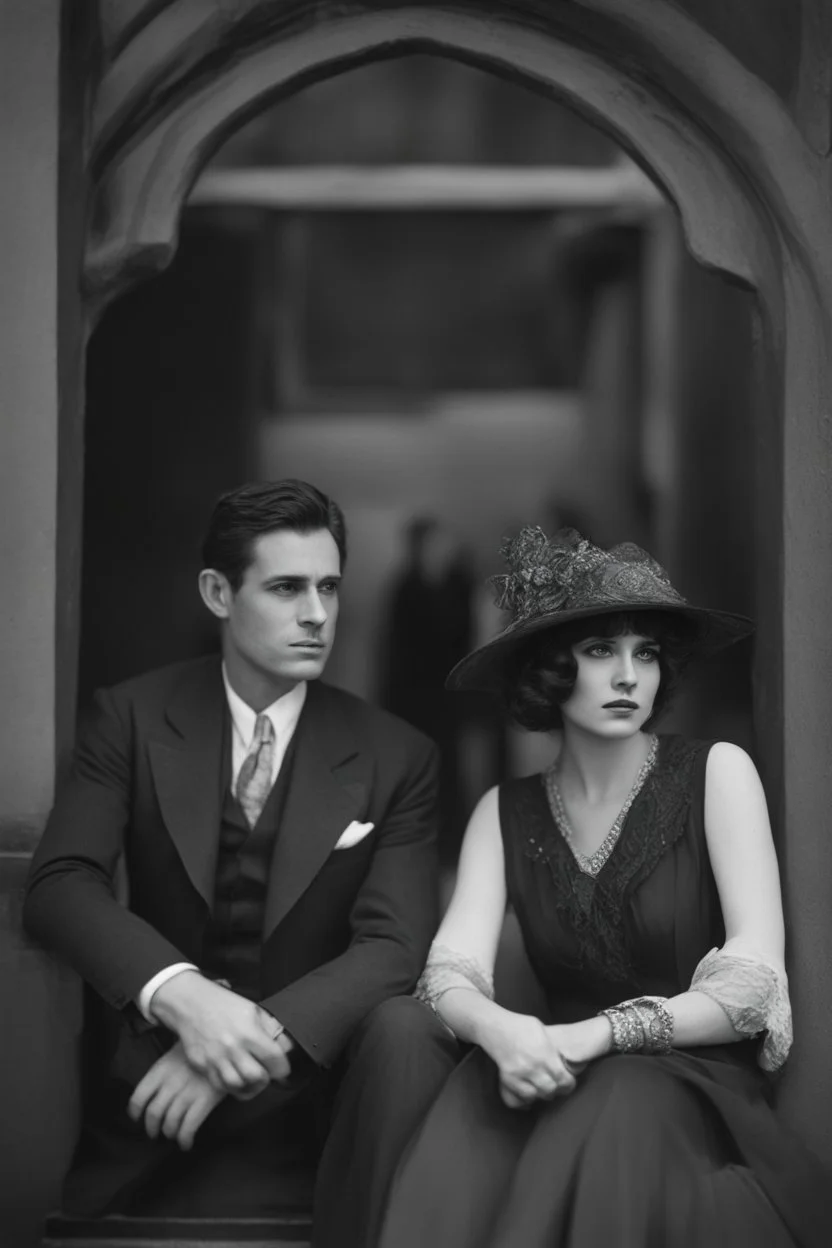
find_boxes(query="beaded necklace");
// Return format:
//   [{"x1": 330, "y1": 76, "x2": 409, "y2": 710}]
[{"x1": 543, "y1": 734, "x2": 659, "y2": 878}]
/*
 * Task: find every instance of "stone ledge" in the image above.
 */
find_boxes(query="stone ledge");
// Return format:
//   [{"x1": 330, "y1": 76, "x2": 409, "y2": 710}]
[
  {"x1": 43, "y1": 1213, "x2": 312, "y2": 1246},
  {"x1": 0, "y1": 815, "x2": 44, "y2": 854}
]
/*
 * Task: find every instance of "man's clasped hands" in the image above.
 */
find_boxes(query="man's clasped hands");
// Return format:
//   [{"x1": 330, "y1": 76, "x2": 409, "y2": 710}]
[{"x1": 127, "y1": 971, "x2": 293, "y2": 1151}]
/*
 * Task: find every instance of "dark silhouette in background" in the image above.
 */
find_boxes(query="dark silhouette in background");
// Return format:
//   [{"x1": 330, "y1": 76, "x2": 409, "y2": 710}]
[{"x1": 379, "y1": 518, "x2": 475, "y2": 864}]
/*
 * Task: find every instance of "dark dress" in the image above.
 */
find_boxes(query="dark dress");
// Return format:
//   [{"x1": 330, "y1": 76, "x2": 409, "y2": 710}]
[{"x1": 377, "y1": 737, "x2": 830, "y2": 1248}]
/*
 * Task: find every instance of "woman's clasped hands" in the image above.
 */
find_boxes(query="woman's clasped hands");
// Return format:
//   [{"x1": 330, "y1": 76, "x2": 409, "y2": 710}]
[{"x1": 479, "y1": 1012, "x2": 605, "y2": 1109}]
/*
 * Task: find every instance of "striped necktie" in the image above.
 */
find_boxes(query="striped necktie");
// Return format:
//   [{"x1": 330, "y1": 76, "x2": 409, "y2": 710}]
[{"x1": 235, "y1": 713, "x2": 276, "y2": 829}]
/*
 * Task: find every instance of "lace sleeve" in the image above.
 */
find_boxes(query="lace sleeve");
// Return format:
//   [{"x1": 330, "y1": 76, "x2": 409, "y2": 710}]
[
  {"x1": 690, "y1": 947, "x2": 792, "y2": 1071},
  {"x1": 414, "y1": 943, "x2": 495, "y2": 1021}
]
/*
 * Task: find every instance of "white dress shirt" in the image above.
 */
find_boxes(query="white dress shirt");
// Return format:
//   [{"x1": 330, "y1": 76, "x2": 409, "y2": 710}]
[{"x1": 136, "y1": 671, "x2": 308, "y2": 1020}]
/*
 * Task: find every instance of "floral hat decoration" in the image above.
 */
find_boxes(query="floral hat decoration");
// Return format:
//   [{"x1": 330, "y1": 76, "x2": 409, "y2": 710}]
[{"x1": 446, "y1": 527, "x2": 754, "y2": 693}]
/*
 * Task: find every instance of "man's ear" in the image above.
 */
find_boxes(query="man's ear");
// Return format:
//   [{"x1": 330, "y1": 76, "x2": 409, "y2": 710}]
[{"x1": 198, "y1": 568, "x2": 233, "y2": 620}]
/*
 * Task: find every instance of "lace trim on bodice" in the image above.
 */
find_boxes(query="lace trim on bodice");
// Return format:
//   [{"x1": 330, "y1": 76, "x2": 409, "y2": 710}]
[{"x1": 522, "y1": 736, "x2": 707, "y2": 984}]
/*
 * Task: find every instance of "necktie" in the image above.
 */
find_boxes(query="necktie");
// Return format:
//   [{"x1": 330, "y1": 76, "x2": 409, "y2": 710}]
[{"x1": 235, "y1": 713, "x2": 276, "y2": 829}]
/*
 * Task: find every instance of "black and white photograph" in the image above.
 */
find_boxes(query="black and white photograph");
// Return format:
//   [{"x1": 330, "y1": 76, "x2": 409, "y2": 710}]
[{"x1": 2, "y1": 3, "x2": 832, "y2": 1246}]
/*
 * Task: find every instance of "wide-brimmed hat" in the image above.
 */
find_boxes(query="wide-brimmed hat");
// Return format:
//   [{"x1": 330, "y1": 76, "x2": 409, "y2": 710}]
[{"x1": 446, "y1": 527, "x2": 754, "y2": 693}]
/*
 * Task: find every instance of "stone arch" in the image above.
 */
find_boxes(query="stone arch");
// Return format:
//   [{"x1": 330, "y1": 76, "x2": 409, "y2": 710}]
[
  {"x1": 82, "y1": 0, "x2": 832, "y2": 1162},
  {"x1": 88, "y1": 1, "x2": 804, "y2": 307}
]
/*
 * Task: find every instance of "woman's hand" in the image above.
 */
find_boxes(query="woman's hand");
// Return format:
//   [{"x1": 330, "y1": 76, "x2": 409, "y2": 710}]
[
  {"x1": 546, "y1": 1016, "x2": 613, "y2": 1069},
  {"x1": 477, "y1": 1011, "x2": 580, "y2": 1109}
]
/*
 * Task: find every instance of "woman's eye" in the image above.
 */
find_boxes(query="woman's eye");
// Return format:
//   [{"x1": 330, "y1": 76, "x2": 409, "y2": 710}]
[
  {"x1": 586, "y1": 644, "x2": 611, "y2": 657},
  {"x1": 638, "y1": 648, "x2": 660, "y2": 662}
]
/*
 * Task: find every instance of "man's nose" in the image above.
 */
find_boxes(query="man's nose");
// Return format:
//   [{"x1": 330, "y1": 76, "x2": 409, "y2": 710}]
[{"x1": 299, "y1": 589, "x2": 327, "y2": 628}]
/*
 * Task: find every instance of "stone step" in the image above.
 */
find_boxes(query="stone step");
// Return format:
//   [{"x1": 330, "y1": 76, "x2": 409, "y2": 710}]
[{"x1": 42, "y1": 1214, "x2": 312, "y2": 1247}]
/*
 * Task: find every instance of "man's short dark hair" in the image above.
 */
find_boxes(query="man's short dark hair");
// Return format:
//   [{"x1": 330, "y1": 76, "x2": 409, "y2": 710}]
[
  {"x1": 502, "y1": 610, "x2": 697, "y2": 733},
  {"x1": 202, "y1": 479, "x2": 347, "y2": 591}
]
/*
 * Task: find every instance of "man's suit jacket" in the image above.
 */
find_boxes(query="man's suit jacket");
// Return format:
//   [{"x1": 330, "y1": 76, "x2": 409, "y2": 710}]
[{"x1": 24, "y1": 654, "x2": 439, "y2": 1082}]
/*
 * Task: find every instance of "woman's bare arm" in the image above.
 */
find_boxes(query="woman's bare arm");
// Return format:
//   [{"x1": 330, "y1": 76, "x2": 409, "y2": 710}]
[
  {"x1": 423, "y1": 788, "x2": 579, "y2": 1103},
  {"x1": 664, "y1": 741, "x2": 786, "y2": 1050}
]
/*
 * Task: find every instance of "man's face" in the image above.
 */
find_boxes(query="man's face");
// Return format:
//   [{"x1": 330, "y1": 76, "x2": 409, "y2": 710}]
[{"x1": 221, "y1": 528, "x2": 341, "y2": 690}]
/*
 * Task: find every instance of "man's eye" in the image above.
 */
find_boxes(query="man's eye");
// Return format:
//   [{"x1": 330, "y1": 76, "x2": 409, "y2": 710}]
[
  {"x1": 271, "y1": 583, "x2": 296, "y2": 594},
  {"x1": 320, "y1": 582, "x2": 340, "y2": 595}
]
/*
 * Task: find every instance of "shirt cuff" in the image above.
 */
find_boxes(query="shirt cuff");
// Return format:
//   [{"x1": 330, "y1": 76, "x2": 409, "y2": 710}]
[{"x1": 137, "y1": 963, "x2": 199, "y2": 1022}]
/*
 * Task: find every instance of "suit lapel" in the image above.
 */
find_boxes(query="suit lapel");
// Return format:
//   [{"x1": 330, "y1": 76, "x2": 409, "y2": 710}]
[
  {"x1": 263, "y1": 682, "x2": 368, "y2": 939},
  {"x1": 148, "y1": 656, "x2": 226, "y2": 910}
]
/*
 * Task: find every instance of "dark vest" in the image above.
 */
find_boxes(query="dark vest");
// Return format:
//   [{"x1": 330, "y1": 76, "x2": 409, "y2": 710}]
[{"x1": 202, "y1": 719, "x2": 298, "y2": 1000}]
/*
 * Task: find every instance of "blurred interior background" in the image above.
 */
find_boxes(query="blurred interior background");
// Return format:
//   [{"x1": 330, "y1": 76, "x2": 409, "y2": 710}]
[{"x1": 80, "y1": 56, "x2": 758, "y2": 865}]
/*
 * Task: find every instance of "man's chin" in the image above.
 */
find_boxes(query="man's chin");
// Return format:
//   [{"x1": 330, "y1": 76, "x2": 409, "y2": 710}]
[{"x1": 284, "y1": 650, "x2": 329, "y2": 676}]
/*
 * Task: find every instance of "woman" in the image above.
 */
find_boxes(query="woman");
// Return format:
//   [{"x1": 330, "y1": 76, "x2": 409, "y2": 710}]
[{"x1": 364, "y1": 527, "x2": 829, "y2": 1247}]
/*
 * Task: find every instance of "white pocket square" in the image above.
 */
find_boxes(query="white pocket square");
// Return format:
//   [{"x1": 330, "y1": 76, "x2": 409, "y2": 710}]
[{"x1": 334, "y1": 820, "x2": 375, "y2": 850}]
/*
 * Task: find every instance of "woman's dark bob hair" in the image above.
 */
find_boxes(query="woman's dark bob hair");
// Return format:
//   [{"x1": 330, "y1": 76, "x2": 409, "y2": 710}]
[{"x1": 502, "y1": 610, "x2": 698, "y2": 733}]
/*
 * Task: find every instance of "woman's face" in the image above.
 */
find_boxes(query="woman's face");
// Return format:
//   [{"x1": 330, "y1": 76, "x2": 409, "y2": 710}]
[{"x1": 561, "y1": 631, "x2": 661, "y2": 738}]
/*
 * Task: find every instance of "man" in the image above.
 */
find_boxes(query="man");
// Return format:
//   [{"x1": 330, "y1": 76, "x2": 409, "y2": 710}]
[{"x1": 23, "y1": 479, "x2": 439, "y2": 1219}]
